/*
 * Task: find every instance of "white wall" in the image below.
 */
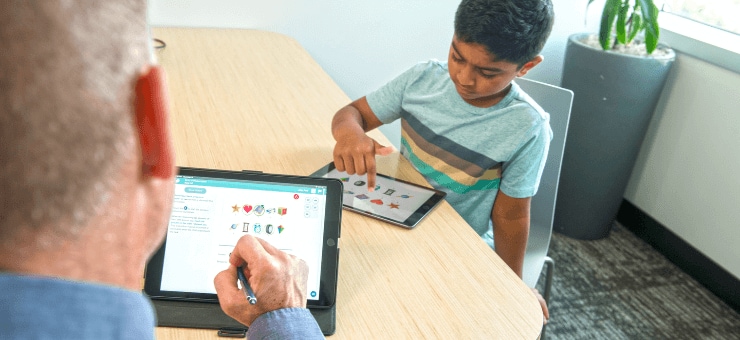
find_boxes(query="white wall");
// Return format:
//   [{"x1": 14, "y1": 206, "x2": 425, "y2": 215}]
[
  {"x1": 148, "y1": 0, "x2": 740, "y2": 279},
  {"x1": 624, "y1": 54, "x2": 740, "y2": 277},
  {"x1": 148, "y1": 0, "x2": 586, "y2": 146}
]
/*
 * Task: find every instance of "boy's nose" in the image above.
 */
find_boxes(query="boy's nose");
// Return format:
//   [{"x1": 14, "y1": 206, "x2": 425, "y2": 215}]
[{"x1": 457, "y1": 66, "x2": 475, "y2": 86}]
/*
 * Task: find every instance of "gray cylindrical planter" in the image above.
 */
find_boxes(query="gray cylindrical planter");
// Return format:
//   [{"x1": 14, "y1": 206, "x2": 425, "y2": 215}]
[{"x1": 555, "y1": 33, "x2": 675, "y2": 240}]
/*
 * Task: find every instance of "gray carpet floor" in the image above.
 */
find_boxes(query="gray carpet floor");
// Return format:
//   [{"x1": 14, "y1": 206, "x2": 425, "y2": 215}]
[{"x1": 536, "y1": 222, "x2": 740, "y2": 340}]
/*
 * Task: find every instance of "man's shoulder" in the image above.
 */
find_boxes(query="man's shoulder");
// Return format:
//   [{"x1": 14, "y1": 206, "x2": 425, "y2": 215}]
[{"x1": 0, "y1": 273, "x2": 156, "y2": 339}]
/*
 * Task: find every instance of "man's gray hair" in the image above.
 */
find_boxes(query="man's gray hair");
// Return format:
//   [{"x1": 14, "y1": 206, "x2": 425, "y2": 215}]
[{"x1": 0, "y1": 1, "x2": 151, "y2": 241}]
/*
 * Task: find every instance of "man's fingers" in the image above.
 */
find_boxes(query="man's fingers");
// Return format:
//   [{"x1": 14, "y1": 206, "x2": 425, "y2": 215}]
[
  {"x1": 214, "y1": 265, "x2": 242, "y2": 309},
  {"x1": 251, "y1": 235, "x2": 283, "y2": 257},
  {"x1": 214, "y1": 265, "x2": 264, "y2": 327},
  {"x1": 229, "y1": 235, "x2": 269, "y2": 268},
  {"x1": 214, "y1": 265, "x2": 238, "y2": 292}
]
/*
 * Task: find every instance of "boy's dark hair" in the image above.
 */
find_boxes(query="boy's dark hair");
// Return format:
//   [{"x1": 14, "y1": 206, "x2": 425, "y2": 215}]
[{"x1": 454, "y1": 0, "x2": 554, "y2": 67}]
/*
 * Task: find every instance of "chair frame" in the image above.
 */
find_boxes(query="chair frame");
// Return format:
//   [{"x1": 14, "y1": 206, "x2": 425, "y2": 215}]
[{"x1": 515, "y1": 77, "x2": 573, "y2": 339}]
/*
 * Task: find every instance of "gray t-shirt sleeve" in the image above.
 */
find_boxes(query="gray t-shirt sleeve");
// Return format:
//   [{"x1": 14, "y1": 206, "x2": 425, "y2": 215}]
[
  {"x1": 500, "y1": 120, "x2": 552, "y2": 198},
  {"x1": 366, "y1": 62, "x2": 428, "y2": 124}
]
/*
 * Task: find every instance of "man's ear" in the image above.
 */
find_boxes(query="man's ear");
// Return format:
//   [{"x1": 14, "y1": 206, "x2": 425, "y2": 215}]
[
  {"x1": 516, "y1": 55, "x2": 544, "y2": 77},
  {"x1": 135, "y1": 66, "x2": 175, "y2": 179}
]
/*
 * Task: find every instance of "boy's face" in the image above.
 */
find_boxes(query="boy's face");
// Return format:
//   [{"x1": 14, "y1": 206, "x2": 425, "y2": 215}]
[{"x1": 448, "y1": 35, "x2": 542, "y2": 108}]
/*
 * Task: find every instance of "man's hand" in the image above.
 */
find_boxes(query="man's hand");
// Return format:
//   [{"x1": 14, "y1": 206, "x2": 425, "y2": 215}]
[{"x1": 214, "y1": 235, "x2": 309, "y2": 326}]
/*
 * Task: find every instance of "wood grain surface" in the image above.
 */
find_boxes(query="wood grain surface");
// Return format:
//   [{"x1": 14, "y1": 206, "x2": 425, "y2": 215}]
[{"x1": 152, "y1": 27, "x2": 542, "y2": 340}]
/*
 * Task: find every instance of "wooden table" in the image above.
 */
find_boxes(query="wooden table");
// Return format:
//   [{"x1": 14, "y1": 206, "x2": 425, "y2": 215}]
[{"x1": 152, "y1": 27, "x2": 543, "y2": 339}]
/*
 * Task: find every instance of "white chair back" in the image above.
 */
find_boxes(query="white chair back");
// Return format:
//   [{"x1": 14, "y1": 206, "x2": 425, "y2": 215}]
[{"x1": 516, "y1": 77, "x2": 573, "y2": 287}]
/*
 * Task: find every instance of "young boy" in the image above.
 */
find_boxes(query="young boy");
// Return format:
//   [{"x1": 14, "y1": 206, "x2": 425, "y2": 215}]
[{"x1": 331, "y1": 0, "x2": 554, "y2": 321}]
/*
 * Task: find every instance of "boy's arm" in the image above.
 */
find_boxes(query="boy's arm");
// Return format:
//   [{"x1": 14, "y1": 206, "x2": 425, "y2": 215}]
[
  {"x1": 491, "y1": 190, "x2": 530, "y2": 277},
  {"x1": 491, "y1": 191, "x2": 550, "y2": 323},
  {"x1": 331, "y1": 97, "x2": 392, "y2": 190}
]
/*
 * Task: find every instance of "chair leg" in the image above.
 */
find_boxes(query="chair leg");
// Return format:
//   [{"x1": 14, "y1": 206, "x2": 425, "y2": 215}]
[{"x1": 540, "y1": 256, "x2": 555, "y2": 340}]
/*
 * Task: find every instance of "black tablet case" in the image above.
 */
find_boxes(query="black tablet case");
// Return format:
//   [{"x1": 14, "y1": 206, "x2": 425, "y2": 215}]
[
  {"x1": 150, "y1": 250, "x2": 339, "y2": 336},
  {"x1": 152, "y1": 300, "x2": 336, "y2": 336},
  {"x1": 150, "y1": 169, "x2": 338, "y2": 336}
]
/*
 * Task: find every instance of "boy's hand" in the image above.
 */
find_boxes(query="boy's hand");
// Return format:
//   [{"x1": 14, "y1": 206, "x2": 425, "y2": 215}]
[
  {"x1": 333, "y1": 132, "x2": 393, "y2": 191},
  {"x1": 532, "y1": 288, "x2": 549, "y2": 325},
  {"x1": 331, "y1": 97, "x2": 391, "y2": 191},
  {"x1": 214, "y1": 235, "x2": 309, "y2": 327}
]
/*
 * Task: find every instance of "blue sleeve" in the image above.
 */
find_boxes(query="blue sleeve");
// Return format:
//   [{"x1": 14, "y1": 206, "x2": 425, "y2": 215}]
[
  {"x1": 366, "y1": 62, "x2": 427, "y2": 124},
  {"x1": 500, "y1": 121, "x2": 552, "y2": 198},
  {"x1": 247, "y1": 308, "x2": 323, "y2": 340}
]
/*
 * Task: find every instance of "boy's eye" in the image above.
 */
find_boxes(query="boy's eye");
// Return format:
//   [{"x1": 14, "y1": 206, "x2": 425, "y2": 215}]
[
  {"x1": 480, "y1": 71, "x2": 496, "y2": 79},
  {"x1": 451, "y1": 53, "x2": 464, "y2": 63}
]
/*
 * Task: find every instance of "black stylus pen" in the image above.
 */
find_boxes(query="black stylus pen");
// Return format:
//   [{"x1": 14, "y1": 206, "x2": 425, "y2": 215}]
[{"x1": 237, "y1": 266, "x2": 257, "y2": 305}]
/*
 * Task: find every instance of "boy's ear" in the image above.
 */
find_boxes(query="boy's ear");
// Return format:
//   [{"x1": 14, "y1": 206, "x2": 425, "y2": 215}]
[
  {"x1": 135, "y1": 65, "x2": 175, "y2": 179},
  {"x1": 516, "y1": 55, "x2": 544, "y2": 77}
]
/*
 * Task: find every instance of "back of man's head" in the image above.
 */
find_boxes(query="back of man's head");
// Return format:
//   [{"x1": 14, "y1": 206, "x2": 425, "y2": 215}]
[
  {"x1": 454, "y1": 0, "x2": 554, "y2": 67},
  {"x1": 0, "y1": 1, "x2": 150, "y2": 245}
]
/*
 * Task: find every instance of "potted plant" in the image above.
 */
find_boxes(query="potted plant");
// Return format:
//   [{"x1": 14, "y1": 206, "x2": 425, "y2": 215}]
[
  {"x1": 593, "y1": 0, "x2": 661, "y2": 54},
  {"x1": 553, "y1": 0, "x2": 676, "y2": 240}
]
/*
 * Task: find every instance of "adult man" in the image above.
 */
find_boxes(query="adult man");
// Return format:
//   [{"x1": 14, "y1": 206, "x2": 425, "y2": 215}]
[{"x1": 0, "y1": 1, "x2": 322, "y2": 338}]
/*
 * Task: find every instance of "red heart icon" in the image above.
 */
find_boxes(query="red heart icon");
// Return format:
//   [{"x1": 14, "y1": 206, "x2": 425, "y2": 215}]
[
  {"x1": 243, "y1": 205, "x2": 253, "y2": 213},
  {"x1": 370, "y1": 199, "x2": 383, "y2": 205}
]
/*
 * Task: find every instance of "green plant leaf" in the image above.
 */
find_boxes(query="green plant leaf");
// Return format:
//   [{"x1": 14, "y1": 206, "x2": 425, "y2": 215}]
[
  {"x1": 644, "y1": 27, "x2": 658, "y2": 53},
  {"x1": 637, "y1": 0, "x2": 660, "y2": 53},
  {"x1": 628, "y1": 13, "x2": 642, "y2": 43},
  {"x1": 616, "y1": 2, "x2": 629, "y2": 44},
  {"x1": 600, "y1": 0, "x2": 622, "y2": 50}
]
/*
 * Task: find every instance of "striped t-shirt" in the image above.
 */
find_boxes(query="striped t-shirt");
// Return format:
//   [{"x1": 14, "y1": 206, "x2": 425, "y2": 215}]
[{"x1": 367, "y1": 60, "x2": 551, "y2": 238}]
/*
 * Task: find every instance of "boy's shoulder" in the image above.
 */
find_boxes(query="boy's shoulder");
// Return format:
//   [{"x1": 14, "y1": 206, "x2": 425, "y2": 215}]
[
  {"x1": 408, "y1": 59, "x2": 448, "y2": 76},
  {"x1": 511, "y1": 81, "x2": 550, "y2": 122},
  {"x1": 378, "y1": 59, "x2": 452, "y2": 99},
  {"x1": 417, "y1": 59, "x2": 447, "y2": 68}
]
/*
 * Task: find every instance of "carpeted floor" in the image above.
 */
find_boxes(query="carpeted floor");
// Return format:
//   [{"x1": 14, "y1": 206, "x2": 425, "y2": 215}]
[{"x1": 536, "y1": 223, "x2": 740, "y2": 340}]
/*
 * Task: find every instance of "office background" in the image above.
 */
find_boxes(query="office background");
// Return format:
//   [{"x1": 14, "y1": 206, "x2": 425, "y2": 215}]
[{"x1": 148, "y1": 0, "x2": 740, "y2": 302}]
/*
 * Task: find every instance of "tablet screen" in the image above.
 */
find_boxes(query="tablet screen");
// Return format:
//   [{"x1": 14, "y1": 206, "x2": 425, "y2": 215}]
[
  {"x1": 145, "y1": 167, "x2": 342, "y2": 308},
  {"x1": 313, "y1": 162, "x2": 446, "y2": 229}
]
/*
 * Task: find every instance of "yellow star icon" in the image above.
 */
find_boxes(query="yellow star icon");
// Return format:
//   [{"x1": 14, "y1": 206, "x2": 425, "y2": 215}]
[
  {"x1": 232, "y1": 204, "x2": 239, "y2": 212},
  {"x1": 389, "y1": 203, "x2": 400, "y2": 209}
]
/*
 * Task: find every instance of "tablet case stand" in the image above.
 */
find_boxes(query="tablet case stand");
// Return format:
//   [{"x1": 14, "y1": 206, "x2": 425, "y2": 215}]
[
  {"x1": 151, "y1": 250, "x2": 339, "y2": 336},
  {"x1": 152, "y1": 300, "x2": 336, "y2": 336}
]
